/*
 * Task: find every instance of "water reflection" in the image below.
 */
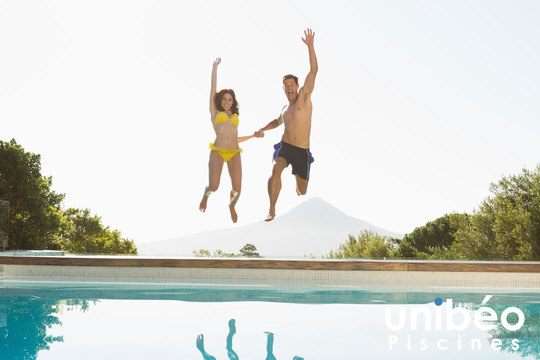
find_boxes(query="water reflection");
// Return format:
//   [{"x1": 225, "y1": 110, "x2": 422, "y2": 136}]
[
  {"x1": 0, "y1": 296, "x2": 95, "y2": 360},
  {"x1": 385, "y1": 297, "x2": 540, "y2": 358},
  {"x1": 196, "y1": 319, "x2": 304, "y2": 360},
  {"x1": 476, "y1": 302, "x2": 540, "y2": 359},
  {"x1": 1, "y1": 286, "x2": 540, "y2": 359}
]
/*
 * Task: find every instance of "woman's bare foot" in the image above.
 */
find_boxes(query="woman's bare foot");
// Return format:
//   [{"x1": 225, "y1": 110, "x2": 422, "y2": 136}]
[
  {"x1": 228, "y1": 190, "x2": 239, "y2": 223},
  {"x1": 199, "y1": 187, "x2": 212, "y2": 212}
]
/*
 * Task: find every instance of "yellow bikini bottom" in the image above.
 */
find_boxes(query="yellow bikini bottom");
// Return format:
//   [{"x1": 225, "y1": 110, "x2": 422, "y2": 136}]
[{"x1": 209, "y1": 143, "x2": 242, "y2": 162}]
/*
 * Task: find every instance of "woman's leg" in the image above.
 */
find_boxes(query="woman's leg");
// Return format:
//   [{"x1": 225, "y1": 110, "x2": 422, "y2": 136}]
[
  {"x1": 195, "y1": 334, "x2": 217, "y2": 360},
  {"x1": 226, "y1": 153, "x2": 242, "y2": 223},
  {"x1": 199, "y1": 151, "x2": 224, "y2": 212}
]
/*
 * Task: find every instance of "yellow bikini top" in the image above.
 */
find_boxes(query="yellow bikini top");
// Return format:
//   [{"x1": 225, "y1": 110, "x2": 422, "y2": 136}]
[{"x1": 214, "y1": 111, "x2": 239, "y2": 127}]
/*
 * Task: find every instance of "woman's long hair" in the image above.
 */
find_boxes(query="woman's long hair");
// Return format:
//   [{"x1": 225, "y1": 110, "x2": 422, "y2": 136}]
[{"x1": 214, "y1": 89, "x2": 239, "y2": 115}]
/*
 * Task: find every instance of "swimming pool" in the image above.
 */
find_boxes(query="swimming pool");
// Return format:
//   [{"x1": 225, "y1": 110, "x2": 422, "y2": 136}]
[{"x1": 1, "y1": 257, "x2": 540, "y2": 359}]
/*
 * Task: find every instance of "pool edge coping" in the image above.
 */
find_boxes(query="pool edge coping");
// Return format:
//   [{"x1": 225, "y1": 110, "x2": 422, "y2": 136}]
[{"x1": 1, "y1": 256, "x2": 540, "y2": 272}]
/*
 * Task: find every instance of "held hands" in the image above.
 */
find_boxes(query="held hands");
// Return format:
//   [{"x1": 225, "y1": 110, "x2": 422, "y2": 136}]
[
  {"x1": 238, "y1": 130, "x2": 263, "y2": 143},
  {"x1": 301, "y1": 28, "x2": 315, "y2": 46},
  {"x1": 253, "y1": 130, "x2": 265, "y2": 138}
]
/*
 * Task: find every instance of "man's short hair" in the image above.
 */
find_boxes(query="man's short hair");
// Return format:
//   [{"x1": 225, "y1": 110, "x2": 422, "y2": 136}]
[{"x1": 282, "y1": 74, "x2": 299, "y2": 85}]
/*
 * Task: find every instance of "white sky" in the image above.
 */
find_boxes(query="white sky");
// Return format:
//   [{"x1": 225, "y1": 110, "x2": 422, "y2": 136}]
[{"x1": 1, "y1": 0, "x2": 539, "y2": 246}]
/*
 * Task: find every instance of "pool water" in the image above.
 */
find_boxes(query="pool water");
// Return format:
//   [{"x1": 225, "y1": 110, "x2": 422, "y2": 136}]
[{"x1": 1, "y1": 282, "x2": 539, "y2": 359}]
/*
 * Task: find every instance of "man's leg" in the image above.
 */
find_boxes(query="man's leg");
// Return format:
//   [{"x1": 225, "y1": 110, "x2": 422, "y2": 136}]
[
  {"x1": 293, "y1": 148, "x2": 312, "y2": 196},
  {"x1": 295, "y1": 175, "x2": 309, "y2": 196},
  {"x1": 226, "y1": 319, "x2": 239, "y2": 360},
  {"x1": 265, "y1": 157, "x2": 287, "y2": 221},
  {"x1": 264, "y1": 332, "x2": 277, "y2": 360}
]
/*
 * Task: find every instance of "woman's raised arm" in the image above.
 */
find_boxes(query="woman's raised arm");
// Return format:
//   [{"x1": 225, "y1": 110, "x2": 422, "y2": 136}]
[{"x1": 209, "y1": 57, "x2": 221, "y2": 115}]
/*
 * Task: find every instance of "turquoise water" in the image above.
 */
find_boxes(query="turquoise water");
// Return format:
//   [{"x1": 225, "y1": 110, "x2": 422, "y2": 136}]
[{"x1": 1, "y1": 282, "x2": 539, "y2": 359}]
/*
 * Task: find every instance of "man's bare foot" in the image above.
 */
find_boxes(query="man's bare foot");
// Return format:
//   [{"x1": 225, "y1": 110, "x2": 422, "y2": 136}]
[
  {"x1": 265, "y1": 210, "x2": 275, "y2": 222},
  {"x1": 229, "y1": 204, "x2": 238, "y2": 223},
  {"x1": 199, "y1": 197, "x2": 208, "y2": 212},
  {"x1": 199, "y1": 187, "x2": 211, "y2": 212}
]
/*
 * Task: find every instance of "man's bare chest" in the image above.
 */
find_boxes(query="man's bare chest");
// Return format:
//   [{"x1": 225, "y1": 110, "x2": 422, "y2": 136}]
[{"x1": 283, "y1": 105, "x2": 306, "y2": 124}]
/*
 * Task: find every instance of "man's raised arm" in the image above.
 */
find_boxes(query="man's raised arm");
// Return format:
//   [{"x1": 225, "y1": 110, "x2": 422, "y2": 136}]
[{"x1": 301, "y1": 28, "x2": 318, "y2": 97}]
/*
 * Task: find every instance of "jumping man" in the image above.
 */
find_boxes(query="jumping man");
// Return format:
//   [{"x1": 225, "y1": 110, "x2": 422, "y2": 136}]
[{"x1": 255, "y1": 28, "x2": 318, "y2": 222}]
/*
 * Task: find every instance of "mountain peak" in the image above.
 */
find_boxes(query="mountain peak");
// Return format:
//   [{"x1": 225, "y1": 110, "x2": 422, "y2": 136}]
[
  {"x1": 298, "y1": 196, "x2": 332, "y2": 207},
  {"x1": 278, "y1": 197, "x2": 350, "y2": 221},
  {"x1": 140, "y1": 197, "x2": 402, "y2": 257}
]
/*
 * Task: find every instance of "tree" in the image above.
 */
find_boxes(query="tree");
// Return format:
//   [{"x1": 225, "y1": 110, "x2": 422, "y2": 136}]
[
  {"x1": 193, "y1": 249, "x2": 211, "y2": 257},
  {"x1": 0, "y1": 139, "x2": 137, "y2": 254},
  {"x1": 192, "y1": 244, "x2": 263, "y2": 258},
  {"x1": 394, "y1": 213, "x2": 470, "y2": 259},
  {"x1": 0, "y1": 139, "x2": 64, "y2": 250},
  {"x1": 450, "y1": 166, "x2": 540, "y2": 260},
  {"x1": 212, "y1": 249, "x2": 238, "y2": 258},
  {"x1": 327, "y1": 230, "x2": 393, "y2": 259},
  {"x1": 239, "y1": 243, "x2": 261, "y2": 258},
  {"x1": 58, "y1": 208, "x2": 137, "y2": 255}
]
